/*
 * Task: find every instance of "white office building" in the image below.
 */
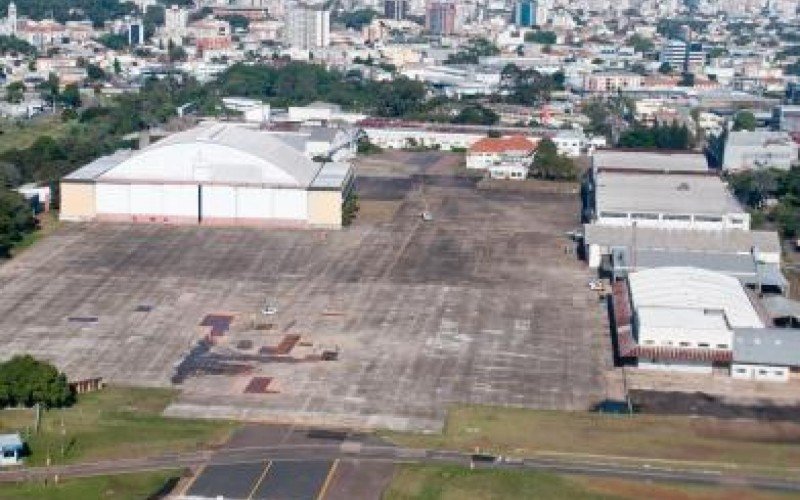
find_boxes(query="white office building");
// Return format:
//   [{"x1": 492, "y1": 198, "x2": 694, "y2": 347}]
[{"x1": 284, "y1": 3, "x2": 330, "y2": 50}]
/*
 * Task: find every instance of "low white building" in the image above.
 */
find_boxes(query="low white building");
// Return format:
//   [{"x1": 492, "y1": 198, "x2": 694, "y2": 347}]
[
  {"x1": 627, "y1": 267, "x2": 764, "y2": 373},
  {"x1": 465, "y1": 135, "x2": 537, "y2": 170},
  {"x1": 221, "y1": 97, "x2": 271, "y2": 123},
  {"x1": 732, "y1": 328, "x2": 800, "y2": 382},
  {"x1": 549, "y1": 130, "x2": 606, "y2": 157},
  {"x1": 286, "y1": 102, "x2": 366, "y2": 124},
  {"x1": 362, "y1": 126, "x2": 484, "y2": 151},
  {"x1": 488, "y1": 163, "x2": 529, "y2": 180},
  {"x1": 0, "y1": 434, "x2": 23, "y2": 466},
  {"x1": 722, "y1": 131, "x2": 798, "y2": 172}
]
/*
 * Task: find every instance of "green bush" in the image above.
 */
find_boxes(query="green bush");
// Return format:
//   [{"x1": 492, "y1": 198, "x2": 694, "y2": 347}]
[
  {"x1": 0, "y1": 355, "x2": 74, "y2": 409},
  {"x1": 342, "y1": 192, "x2": 359, "y2": 226}
]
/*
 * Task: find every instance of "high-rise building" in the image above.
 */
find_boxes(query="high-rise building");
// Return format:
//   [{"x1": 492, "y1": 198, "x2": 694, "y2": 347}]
[
  {"x1": 164, "y1": 5, "x2": 189, "y2": 45},
  {"x1": 128, "y1": 20, "x2": 145, "y2": 45},
  {"x1": 425, "y1": 0, "x2": 456, "y2": 35},
  {"x1": 514, "y1": 0, "x2": 548, "y2": 27},
  {"x1": 0, "y1": 2, "x2": 17, "y2": 37},
  {"x1": 284, "y1": 3, "x2": 330, "y2": 50},
  {"x1": 384, "y1": 0, "x2": 408, "y2": 20},
  {"x1": 660, "y1": 39, "x2": 705, "y2": 72}
]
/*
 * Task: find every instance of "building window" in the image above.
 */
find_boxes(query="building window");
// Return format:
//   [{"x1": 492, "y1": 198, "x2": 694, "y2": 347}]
[
  {"x1": 695, "y1": 215, "x2": 723, "y2": 223},
  {"x1": 644, "y1": 339, "x2": 655, "y2": 345},
  {"x1": 679, "y1": 341, "x2": 691, "y2": 347},
  {"x1": 758, "y1": 370, "x2": 768, "y2": 375},
  {"x1": 698, "y1": 343, "x2": 710, "y2": 348},
  {"x1": 735, "y1": 368, "x2": 747, "y2": 374},
  {"x1": 600, "y1": 212, "x2": 628, "y2": 219},
  {"x1": 662, "y1": 214, "x2": 691, "y2": 221},
  {"x1": 631, "y1": 213, "x2": 659, "y2": 220},
  {"x1": 716, "y1": 344, "x2": 728, "y2": 349}
]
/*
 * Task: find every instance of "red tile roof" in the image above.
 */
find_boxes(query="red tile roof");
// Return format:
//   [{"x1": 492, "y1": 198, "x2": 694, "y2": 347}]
[{"x1": 469, "y1": 135, "x2": 538, "y2": 154}]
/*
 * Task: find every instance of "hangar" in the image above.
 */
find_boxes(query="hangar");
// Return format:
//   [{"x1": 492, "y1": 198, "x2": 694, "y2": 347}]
[{"x1": 59, "y1": 122, "x2": 354, "y2": 229}]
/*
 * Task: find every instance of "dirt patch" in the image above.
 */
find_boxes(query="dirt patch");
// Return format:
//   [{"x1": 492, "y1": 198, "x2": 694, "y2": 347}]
[
  {"x1": 358, "y1": 200, "x2": 402, "y2": 223},
  {"x1": 691, "y1": 418, "x2": 800, "y2": 444},
  {"x1": 631, "y1": 390, "x2": 800, "y2": 423}
]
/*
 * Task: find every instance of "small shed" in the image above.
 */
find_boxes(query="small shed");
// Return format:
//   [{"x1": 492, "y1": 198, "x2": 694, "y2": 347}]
[{"x1": 0, "y1": 433, "x2": 24, "y2": 465}]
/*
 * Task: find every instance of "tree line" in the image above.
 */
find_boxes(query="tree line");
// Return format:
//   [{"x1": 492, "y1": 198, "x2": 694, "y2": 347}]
[
  {"x1": 617, "y1": 121, "x2": 692, "y2": 150},
  {"x1": 728, "y1": 168, "x2": 800, "y2": 237}
]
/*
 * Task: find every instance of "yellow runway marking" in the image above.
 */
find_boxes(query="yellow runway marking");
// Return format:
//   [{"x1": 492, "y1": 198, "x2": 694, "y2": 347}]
[
  {"x1": 317, "y1": 459, "x2": 340, "y2": 500},
  {"x1": 247, "y1": 460, "x2": 272, "y2": 499},
  {"x1": 179, "y1": 463, "x2": 206, "y2": 496}
]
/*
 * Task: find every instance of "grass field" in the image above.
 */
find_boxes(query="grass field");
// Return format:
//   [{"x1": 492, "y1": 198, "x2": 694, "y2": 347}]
[
  {"x1": 386, "y1": 405, "x2": 800, "y2": 474},
  {"x1": 0, "y1": 470, "x2": 181, "y2": 500},
  {"x1": 383, "y1": 465, "x2": 795, "y2": 500},
  {"x1": 0, "y1": 387, "x2": 237, "y2": 466},
  {"x1": 0, "y1": 117, "x2": 73, "y2": 154}
]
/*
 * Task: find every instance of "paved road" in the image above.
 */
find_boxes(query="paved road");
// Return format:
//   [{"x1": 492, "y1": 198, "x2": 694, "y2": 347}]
[{"x1": 2, "y1": 443, "x2": 800, "y2": 494}]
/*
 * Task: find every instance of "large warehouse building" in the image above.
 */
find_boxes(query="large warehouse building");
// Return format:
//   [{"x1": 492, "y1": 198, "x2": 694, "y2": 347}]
[{"x1": 60, "y1": 122, "x2": 354, "y2": 228}]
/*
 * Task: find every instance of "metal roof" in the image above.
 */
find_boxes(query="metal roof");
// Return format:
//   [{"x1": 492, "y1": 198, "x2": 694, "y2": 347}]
[
  {"x1": 726, "y1": 130, "x2": 794, "y2": 148},
  {"x1": 628, "y1": 267, "x2": 764, "y2": 329},
  {"x1": 762, "y1": 295, "x2": 800, "y2": 320},
  {"x1": 0, "y1": 433, "x2": 23, "y2": 451},
  {"x1": 733, "y1": 328, "x2": 800, "y2": 366},
  {"x1": 613, "y1": 247, "x2": 757, "y2": 276},
  {"x1": 583, "y1": 224, "x2": 781, "y2": 255},
  {"x1": 310, "y1": 162, "x2": 353, "y2": 190},
  {"x1": 593, "y1": 150, "x2": 708, "y2": 173},
  {"x1": 637, "y1": 306, "x2": 729, "y2": 330},
  {"x1": 595, "y1": 172, "x2": 744, "y2": 217},
  {"x1": 63, "y1": 150, "x2": 134, "y2": 182}
]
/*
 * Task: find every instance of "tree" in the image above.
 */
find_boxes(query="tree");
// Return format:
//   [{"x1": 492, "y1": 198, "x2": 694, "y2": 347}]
[
  {"x1": 732, "y1": 111, "x2": 757, "y2": 131},
  {"x1": 678, "y1": 72, "x2": 695, "y2": 87},
  {"x1": 86, "y1": 63, "x2": 107, "y2": 81},
  {"x1": 658, "y1": 62, "x2": 673, "y2": 74},
  {"x1": 530, "y1": 138, "x2": 577, "y2": 181},
  {"x1": 221, "y1": 14, "x2": 249, "y2": 31},
  {"x1": 728, "y1": 169, "x2": 779, "y2": 208},
  {"x1": 0, "y1": 355, "x2": 73, "y2": 408},
  {"x1": 113, "y1": 58, "x2": 122, "y2": 75},
  {"x1": 617, "y1": 121, "x2": 691, "y2": 150},
  {"x1": 0, "y1": 35, "x2": 36, "y2": 56},
  {"x1": 38, "y1": 73, "x2": 59, "y2": 107},
  {"x1": 167, "y1": 39, "x2": 187, "y2": 62},
  {"x1": 336, "y1": 9, "x2": 377, "y2": 29},
  {"x1": 444, "y1": 38, "x2": 499, "y2": 65},
  {"x1": 59, "y1": 83, "x2": 81, "y2": 108},
  {"x1": 452, "y1": 105, "x2": 499, "y2": 125},
  {"x1": 5, "y1": 81, "x2": 24, "y2": 103},
  {"x1": 525, "y1": 30, "x2": 557, "y2": 44},
  {"x1": 501, "y1": 64, "x2": 556, "y2": 105},
  {"x1": 96, "y1": 33, "x2": 127, "y2": 50},
  {"x1": 626, "y1": 33, "x2": 654, "y2": 53}
]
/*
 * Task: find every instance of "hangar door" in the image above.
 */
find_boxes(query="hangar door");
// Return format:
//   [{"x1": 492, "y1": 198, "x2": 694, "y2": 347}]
[
  {"x1": 96, "y1": 183, "x2": 198, "y2": 222},
  {"x1": 201, "y1": 186, "x2": 307, "y2": 222}
]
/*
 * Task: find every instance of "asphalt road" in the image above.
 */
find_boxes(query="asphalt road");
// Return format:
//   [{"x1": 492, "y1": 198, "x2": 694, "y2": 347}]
[{"x1": 1, "y1": 443, "x2": 799, "y2": 494}]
